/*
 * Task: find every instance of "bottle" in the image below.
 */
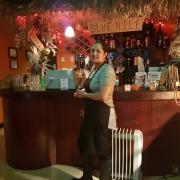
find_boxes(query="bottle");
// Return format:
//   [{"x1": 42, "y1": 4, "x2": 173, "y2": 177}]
[
  {"x1": 125, "y1": 36, "x2": 131, "y2": 48},
  {"x1": 156, "y1": 24, "x2": 164, "y2": 48},
  {"x1": 144, "y1": 30, "x2": 151, "y2": 48},
  {"x1": 145, "y1": 59, "x2": 150, "y2": 73},
  {"x1": 162, "y1": 33, "x2": 170, "y2": 49},
  {"x1": 80, "y1": 55, "x2": 85, "y2": 69},
  {"x1": 130, "y1": 35, "x2": 136, "y2": 48},
  {"x1": 134, "y1": 56, "x2": 138, "y2": 66},
  {"x1": 107, "y1": 52, "x2": 113, "y2": 66},
  {"x1": 95, "y1": 35, "x2": 100, "y2": 41},
  {"x1": 123, "y1": 57, "x2": 131, "y2": 84},
  {"x1": 136, "y1": 38, "x2": 141, "y2": 48},
  {"x1": 101, "y1": 34, "x2": 105, "y2": 43},
  {"x1": 133, "y1": 55, "x2": 138, "y2": 80},
  {"x1": 104, "y1": 34, "x2": 109, "y2": 46},
  {"x1": 109, "y1": 33, "x2": 116, "y2": 50},
  {"x1": 117, "y1": 33, "x2": 122, "y2": 47}
]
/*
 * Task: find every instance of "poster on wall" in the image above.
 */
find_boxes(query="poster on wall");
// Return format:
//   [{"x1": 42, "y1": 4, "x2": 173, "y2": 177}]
[
  {"x1": 9, "y1": 58, "x2": 18, "y2": 70},
  {"x1": 8, "y1": 47, "x2": 18, "y2": 58}
]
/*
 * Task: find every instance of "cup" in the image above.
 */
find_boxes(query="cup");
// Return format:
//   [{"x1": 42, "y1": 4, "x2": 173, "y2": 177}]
[{"x1": 12, "y1": 75, "x2": 24, "y2": 89}]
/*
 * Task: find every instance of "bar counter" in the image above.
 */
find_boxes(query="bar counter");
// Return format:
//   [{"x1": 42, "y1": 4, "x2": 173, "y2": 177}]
[{"x1": 1, "y1": 87, "x2": 180, "y2": 175}]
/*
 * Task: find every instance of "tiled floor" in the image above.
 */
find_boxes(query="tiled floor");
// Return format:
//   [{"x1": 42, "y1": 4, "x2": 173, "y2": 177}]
[{"x1": 0, "y1": 127, "x2": 180, "y2": 180}]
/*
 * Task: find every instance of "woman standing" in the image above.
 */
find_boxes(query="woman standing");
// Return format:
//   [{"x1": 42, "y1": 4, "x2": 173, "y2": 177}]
[{"x1": 73, "y1": 41, "x2": 116, "y2": 180}]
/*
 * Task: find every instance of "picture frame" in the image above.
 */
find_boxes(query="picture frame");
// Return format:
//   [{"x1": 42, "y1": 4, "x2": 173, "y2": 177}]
[
  {"x1": 25, "y1": 50, "x2": 31, "y2": 60},
  {"x1": 8, "y1": 47, "x2": 18, "y2": 58},
  {"x1": 9, "y1": 58, "x2": 18, "y2": 70}
]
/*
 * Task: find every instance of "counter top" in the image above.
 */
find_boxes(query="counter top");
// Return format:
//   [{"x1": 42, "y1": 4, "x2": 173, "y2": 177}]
[
  {"x1": 114, "y1": 86, "x2": 180, "y2": 100},
  {"x1": 1, "y1": 86, "x2": 180, "y2": 101}
]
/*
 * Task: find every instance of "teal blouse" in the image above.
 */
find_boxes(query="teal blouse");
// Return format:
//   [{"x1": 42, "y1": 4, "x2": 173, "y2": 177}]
[{"x1": 89, "y1": 63, "x2": 116, "y2": 107}]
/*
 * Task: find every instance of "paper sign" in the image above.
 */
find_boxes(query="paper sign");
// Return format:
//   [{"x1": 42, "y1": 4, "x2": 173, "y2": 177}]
[
  {"x1": 117, "y1": 64, "x2": 125, "y2": 73},
  {"x1": 135, "y1": 72, "x2": 147, "y2": 85},
  {"x1": 60, "y1": 78, "x2": 68, "y2": 90},
  {"x1": 148, "y1": 72, "x2": 161, "y2": 81}
]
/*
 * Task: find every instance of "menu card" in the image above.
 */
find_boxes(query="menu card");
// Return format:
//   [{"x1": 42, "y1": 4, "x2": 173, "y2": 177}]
[{"x1": 60, "y1": 79, "x2": 68, "y2": 90}]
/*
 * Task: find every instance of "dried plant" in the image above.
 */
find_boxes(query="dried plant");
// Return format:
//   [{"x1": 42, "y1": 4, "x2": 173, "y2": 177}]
[{"x1": 0, "y1": 0, "x2": 180, "y2": 21}]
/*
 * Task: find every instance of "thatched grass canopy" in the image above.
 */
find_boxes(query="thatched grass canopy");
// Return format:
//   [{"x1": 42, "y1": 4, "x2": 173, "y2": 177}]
[{"x1": 0, "y1": 0, "x2": 179, "y2": 21}]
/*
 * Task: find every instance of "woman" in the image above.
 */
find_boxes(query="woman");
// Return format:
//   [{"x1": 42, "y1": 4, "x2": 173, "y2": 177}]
[{"x1": 73, "y1": 41, "x2": 116, "y2": 180}]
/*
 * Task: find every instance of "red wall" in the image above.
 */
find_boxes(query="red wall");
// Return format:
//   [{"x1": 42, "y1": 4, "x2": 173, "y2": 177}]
[
  {"x1": 0, "y1": 19, "x2": 76, "y2": 124},
  {"x1": 0, "y1": 19, "x2": 29, "y2": 124}
]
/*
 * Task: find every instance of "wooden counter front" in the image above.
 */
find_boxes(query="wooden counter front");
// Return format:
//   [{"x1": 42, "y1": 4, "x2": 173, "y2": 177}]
[
  {"x1": 1, "y1": 88, "x2": 180, "y2": 175},
  {"x1": 114, "y1": 87, "x2": 180, "y2": 175},
  {"x1": 1, "y1": 90, "x2": 84, "y2": 169}
]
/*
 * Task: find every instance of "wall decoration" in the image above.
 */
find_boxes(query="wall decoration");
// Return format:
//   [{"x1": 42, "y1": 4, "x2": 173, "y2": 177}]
[
  {"x1": 9, "y1": 58, "x2": 18, "y2": 69},
  {"x1": 8, "y1": 47, "x2": 18, "y2": 58}
]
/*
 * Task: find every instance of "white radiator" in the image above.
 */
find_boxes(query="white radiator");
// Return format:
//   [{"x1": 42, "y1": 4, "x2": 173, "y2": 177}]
[{"x1": 112, "y1": 129, "x2": 143, "y2": 180}]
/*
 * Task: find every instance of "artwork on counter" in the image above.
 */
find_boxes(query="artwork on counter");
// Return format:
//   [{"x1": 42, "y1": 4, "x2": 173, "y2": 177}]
[
  {"x1": 9, "y1": 58, "x2": 18, "y2": 70},
  {"x1": 8, "y1": 47, "x2": 18, "y2": 58}
]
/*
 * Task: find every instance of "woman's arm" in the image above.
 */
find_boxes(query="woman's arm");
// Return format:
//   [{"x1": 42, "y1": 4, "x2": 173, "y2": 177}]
[
  {"x1": 74, "y1": 85, "x2": 112, "y2": 102},
  {"x1": 74, "y1": 65, "x2": 115, "y2": 102}
]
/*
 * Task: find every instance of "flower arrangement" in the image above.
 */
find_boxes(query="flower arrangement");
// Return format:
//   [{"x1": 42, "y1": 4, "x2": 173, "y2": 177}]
[
  {"x1": 14, "y1": 12, "x2": 94, "y2": 78},
  {"x1": 27, "y1": 47, "x2": 51, "y2": 76},
  {"x1": 27, "y1": 44, "x2": 57, "y2": 77},
  {"x1": 14, "y1": 13, "x2": 58, "y2": 77}
]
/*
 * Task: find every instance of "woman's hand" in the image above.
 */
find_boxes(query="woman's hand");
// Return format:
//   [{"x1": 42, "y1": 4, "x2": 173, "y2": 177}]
[
  {"x1": 74, "y1": 89, "x2": 87, "y2": 99},
  {"x1": 72, "y1": 69, "x2": 86, "y2": 89}
]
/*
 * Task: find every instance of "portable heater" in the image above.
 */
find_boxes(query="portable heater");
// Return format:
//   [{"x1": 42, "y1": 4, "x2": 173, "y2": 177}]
[{"x1": 112, "y1": 129, "x2": 143, "y2": 180}]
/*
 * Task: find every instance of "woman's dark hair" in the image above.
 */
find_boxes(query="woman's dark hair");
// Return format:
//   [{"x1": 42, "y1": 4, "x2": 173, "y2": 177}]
[{"x1": 94, "y1": 40, "x2": 109, "y2": 53}]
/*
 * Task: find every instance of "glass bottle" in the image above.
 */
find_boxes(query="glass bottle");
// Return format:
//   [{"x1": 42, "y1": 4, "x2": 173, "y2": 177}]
[
  {"x1": 101, "y1": 34, "x2": 105, "y2": 43},
  {"x1": 145, "y1": 59, "x2": 150, "y2": 73},
  {"x1": 163, "y1": 33, "x2": 170, "y2": 49},
  {"x1": 130, "y1": 35, "x2": 136, "y2": 48},
  {"x1": 136, "y1": 38, "x2": 141, "y2": 48},
  {"x1": 156, "y1": 24, "x2": 164, "y2": 48},
  {"x1": 104, "y1": 34, "x2": 109, "y2": 46},
  {"x1": 144, "y1": 30, "x2": 151, "y2": 48},
  {"x1": 109, "y1": 33, "x2": 116, "y2": 50},
  {"x1": 125, "y1": 36, "x2": 131, "y2": 48}
]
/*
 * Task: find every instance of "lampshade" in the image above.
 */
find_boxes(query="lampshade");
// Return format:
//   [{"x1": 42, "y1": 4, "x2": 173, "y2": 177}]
[{"x1": 65, "y1": 26, "x2": 75, "y2": 38}]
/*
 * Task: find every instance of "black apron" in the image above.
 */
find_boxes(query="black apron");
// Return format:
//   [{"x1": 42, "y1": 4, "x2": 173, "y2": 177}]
[{"x1": 77, "y1": 63, "x2": 111, "y2": 158}]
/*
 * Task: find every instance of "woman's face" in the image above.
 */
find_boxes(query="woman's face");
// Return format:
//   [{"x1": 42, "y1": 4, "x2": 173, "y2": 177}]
[{"x1": 90, "y1": 43, "x2": 107, "y2": 65}]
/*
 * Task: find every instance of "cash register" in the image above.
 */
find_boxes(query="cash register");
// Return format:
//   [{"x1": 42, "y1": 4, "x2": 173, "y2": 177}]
[{"x1": 44, "y1": 69, "x2": 76, "y2": 90}]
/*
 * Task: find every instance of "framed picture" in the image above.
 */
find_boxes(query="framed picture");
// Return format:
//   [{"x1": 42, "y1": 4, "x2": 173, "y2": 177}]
[
  {"x1": 9, "y1": 58, "x2": 18, "y2": 70},
  {"x1": 25, "y1": 50, "x2": 31, "y2": 60},
  {"x1": 8, "y1": 47, "x2": 18, "y2": 58}
]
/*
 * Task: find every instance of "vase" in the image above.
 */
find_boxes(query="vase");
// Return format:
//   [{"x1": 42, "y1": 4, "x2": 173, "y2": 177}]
[
  {"x1": 12, "y1": 75, "x2": 24, "y2": 89},
  {"x1": 28, "y1": 74, "x2": 40, "y2": 91}
]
